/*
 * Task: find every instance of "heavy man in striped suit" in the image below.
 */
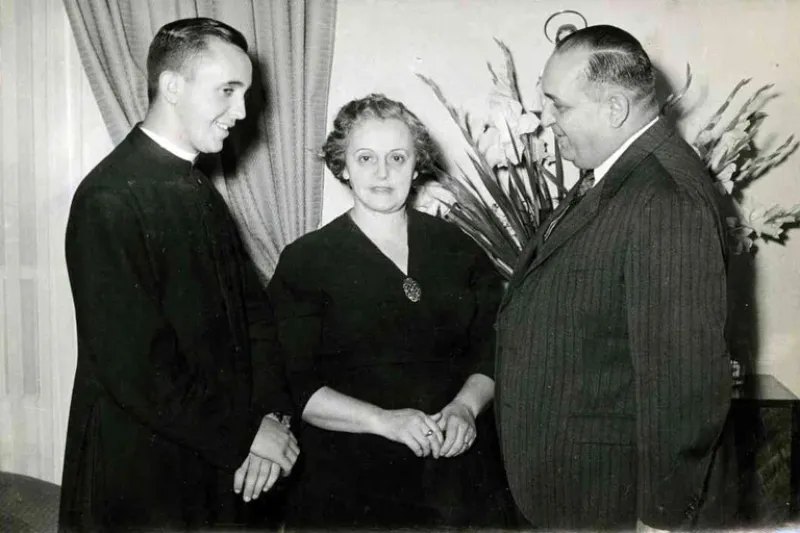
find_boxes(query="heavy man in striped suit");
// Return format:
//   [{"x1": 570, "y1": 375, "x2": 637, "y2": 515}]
[{"x1": 495, "y1": 25, "x2": 736, "y2": 532}]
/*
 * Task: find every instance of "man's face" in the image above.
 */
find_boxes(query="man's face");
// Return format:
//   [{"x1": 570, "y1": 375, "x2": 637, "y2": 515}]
[
  {"x1": 539, "y1": 49, "x2": 612, "y2": 170},
  {"x1": 173, "y1": 37, "x2": 252, "y2": 155}
]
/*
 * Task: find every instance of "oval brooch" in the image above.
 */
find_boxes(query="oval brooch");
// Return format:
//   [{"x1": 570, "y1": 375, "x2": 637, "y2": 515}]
[{"x1": 402, "y1": 277, "x2": 422, "y2": 303}]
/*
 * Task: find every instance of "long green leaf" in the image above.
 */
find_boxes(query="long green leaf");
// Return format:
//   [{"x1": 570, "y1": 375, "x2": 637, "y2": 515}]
[
  {"x1": 494, "y1": 38, "x2": 523, "y2": 105},
  {"x1": 466, "y1": 153, "x2": 527, "y2": 235},
  {"x1": 726, "y1": 84, "x2": 776, "y2": 132},
  {"x1": 696, "y1": 78, "x2": 752, "y2": 141},
  {"x1": 440, "y1": 167, "x2": 520, "y2": 251},
  {"x1": 416, "y1": 73, "x2": 476, "y2": 149}
]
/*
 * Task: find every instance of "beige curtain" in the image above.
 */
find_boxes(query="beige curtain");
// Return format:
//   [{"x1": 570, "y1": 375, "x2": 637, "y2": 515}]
[
  {"x1": 1, "y1": 0, "x2": 114, "y2": 482},
  {"x1": 62, "y1": 0, "x2": 337, "y2": 277}
]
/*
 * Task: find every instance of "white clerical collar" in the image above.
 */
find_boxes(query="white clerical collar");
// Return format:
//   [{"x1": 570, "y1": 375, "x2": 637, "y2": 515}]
[
  {"x1": 139, "y1": 126, "x2": 198, "y2": 162},
  {"x1": 593, "y1": 116, "x2": 659, "y2": 184}
]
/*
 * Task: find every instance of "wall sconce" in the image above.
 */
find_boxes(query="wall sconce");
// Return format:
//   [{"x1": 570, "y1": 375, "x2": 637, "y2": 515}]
[{"x1": 544, "y1": 10, "x2": 588, "y2": 45}]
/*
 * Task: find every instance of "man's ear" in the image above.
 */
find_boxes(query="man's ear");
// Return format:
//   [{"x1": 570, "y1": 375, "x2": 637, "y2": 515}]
[
  {"x1": 159, "y1": 70, "x2": 183, "y2": 105},
  {"x1": 607, "y1": 92, "x2": 630, "y2": 128}
]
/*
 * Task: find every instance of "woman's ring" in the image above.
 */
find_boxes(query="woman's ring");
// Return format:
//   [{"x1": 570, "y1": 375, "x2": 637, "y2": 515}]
[{"x1": 424, "y1": 429, "x2": 434, "y2": 437}]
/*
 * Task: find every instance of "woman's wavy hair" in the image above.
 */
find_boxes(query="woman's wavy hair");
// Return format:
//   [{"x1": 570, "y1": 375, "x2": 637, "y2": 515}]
[{"x1": 322, "y1": 94, "x2": 440, "y2": 186}]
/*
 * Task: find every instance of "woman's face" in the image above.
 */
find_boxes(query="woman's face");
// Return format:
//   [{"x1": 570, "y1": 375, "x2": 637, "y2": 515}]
[{"x1": 343, "y1": 117, "x2": 417, "y2": 216}]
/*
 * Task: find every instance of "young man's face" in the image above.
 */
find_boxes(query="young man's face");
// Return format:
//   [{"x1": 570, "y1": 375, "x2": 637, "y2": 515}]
[{"x1": 173, "y1": 37, "x2": 252, "y2": 155}]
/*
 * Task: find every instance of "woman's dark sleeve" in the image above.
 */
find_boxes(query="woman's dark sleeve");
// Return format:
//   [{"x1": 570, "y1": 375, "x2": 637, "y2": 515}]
[
  {"x1": 464, "y1": 242, "x2": 504, "y2": 379},
  {"x1": 266, "y1": 245, "x2": 328, "y2": 415},
  {"x1": 243, "y1": 256, "x2": 295, "y2": 420}
]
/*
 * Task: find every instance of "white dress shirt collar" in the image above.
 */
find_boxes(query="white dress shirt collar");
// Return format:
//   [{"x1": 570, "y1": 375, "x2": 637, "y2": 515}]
[
  {"x1": 592, "y1": 116, "x2": 659, "y2": 184},
  {"x1": 139, "y1": 126, "x2": 198, "y2": 162}
]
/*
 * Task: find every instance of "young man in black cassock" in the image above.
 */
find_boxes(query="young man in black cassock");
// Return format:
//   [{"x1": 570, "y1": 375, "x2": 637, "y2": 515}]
[{"x1": 59, "y1": 18, "x2": 298, "y2": 532}]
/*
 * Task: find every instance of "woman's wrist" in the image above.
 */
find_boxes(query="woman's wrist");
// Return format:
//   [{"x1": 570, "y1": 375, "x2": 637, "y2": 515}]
[
  {"x1": 366, "y1": 406, "x2": 388, "y2": 437},
  {"x1": 449, "y1": 397, "x2": 479, "y2": 419},
  {"x1": 450, "y1": 374, "x2": 494, "y2": 419}
]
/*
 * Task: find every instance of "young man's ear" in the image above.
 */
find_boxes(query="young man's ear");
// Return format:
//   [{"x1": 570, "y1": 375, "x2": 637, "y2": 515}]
[
  {"x1": 159, "y1": 70, "x2": 184, "y2": 104},
  {"x1": 606, "y1": 92, "x2": 630, "y2": 128}
]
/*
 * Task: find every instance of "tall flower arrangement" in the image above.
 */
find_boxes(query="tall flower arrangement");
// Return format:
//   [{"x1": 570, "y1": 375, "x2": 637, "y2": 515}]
[
  {"x1": 415, "y1": 42, "x2": 799, "y2": 279},
  {"x1": 689, "y1": 79, "x2": 799, "y2": 252},
  {"x1": 416, "y1": 40, "x2": 564, "y2": 279}
]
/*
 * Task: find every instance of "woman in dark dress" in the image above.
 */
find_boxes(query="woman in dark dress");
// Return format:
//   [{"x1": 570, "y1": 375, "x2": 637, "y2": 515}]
[{"x1": 269, "y1": 94, "x2": 513, "y2": 530}]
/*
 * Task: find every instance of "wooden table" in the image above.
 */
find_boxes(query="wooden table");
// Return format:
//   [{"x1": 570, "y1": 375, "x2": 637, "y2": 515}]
[{"x1": 732, "y1": 374, "x2": 800, "y2": 518}]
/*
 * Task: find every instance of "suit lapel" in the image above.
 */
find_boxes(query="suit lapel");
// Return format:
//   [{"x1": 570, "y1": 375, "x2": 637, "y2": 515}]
[
  {"x1": 500, "y1": 179, "x2": 587, "y2": 306},
  {"x1": 594, "y1": 118, "x2": 673, "y2": 203},
  {"x1": 500, "y1": 119, "x2": 673, "y2": 309},
  {"x1": 526, "y1": 182, "x2": 601, "y2": 273},
  {"x1": 500, "y1": 183, "x2": 579, "y2": 306}
]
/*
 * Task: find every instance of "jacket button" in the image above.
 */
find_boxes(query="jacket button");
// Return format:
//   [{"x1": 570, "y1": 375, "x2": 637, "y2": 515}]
[{"x1": 684, "y1": 496, "x2": 699, "y2": 518}]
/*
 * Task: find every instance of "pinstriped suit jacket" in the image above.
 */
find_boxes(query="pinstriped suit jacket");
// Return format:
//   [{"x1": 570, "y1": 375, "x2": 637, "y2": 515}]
[{"x1": 495, "y1": 119, "x2": 737, "y2": 530}]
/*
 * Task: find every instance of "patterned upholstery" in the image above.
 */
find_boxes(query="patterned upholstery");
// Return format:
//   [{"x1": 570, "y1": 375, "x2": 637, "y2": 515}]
[{"x1": 0, "y1": 471, "x2": 60, "y2": 533}]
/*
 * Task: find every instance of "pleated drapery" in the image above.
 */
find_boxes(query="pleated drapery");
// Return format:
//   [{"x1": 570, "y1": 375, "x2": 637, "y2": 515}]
[
  {"x1": 0, "y1": 0, "x2": 113, "y2": 482},
  {"x1": 62, "y1": 0, "x2": 337, "y2": 277}
]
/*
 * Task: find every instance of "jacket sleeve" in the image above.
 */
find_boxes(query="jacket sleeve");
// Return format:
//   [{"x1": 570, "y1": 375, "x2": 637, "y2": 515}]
[
  {"x1": 66, "y1": 188, "x2": 257, "y2": 470},
  {"x1": 243, "y1": 254, "x2": 295, "y2": 420},
  {"x1": 266, "y1": 245, "x2": 327, "y2": 416},
  {"x1": 464, "y1": 242, "x2": 504, "y2": 380},
  {"x1": 624, "y1": 185, "x2": 732, "y2": 529}
]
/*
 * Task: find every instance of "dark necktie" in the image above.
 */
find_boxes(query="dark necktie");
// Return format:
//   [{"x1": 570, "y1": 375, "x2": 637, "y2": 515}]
[
  {"x1": 577, "y1": 168, "x2": 596, "y2": 195},
  {"x1": 543, "y1": 169, "x2": 595, "y2": 241}
]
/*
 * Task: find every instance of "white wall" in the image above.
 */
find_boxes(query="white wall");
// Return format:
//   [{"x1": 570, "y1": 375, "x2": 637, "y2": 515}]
[
  {"x1": 0, "y1": 0, "x2": 113, "y2": 481},
  {"x1": 3, "y1": 0, "x2": 799, "y2": 482},
  {"x1": 323, "y1": 0, "x2": 800, "y2": 394}
]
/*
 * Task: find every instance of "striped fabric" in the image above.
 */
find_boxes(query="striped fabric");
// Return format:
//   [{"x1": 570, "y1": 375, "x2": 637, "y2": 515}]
[
  {"x1": 544, "y1": 170, "x2": 595, "y2": 242},
  {"x1": 495, "y1": 119, "x2": 736, "y2": 531}
]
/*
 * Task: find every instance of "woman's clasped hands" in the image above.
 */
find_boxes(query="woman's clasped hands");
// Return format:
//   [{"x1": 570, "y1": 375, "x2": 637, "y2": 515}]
[
  {"x1": 377, "y1": 399, "x2": 477, "y2": 459},
  {"x1": 435, "y1": 400, "x2": 478, "y2": 458}
]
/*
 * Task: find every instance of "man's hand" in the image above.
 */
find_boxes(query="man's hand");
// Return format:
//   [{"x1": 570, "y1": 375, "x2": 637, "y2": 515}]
[
  {"x1": 249, "y1": 415, "x2": 300, "y2": 475},
  {"x1": 233, "y1": 453, "x2": 281, "y2": 501}
]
